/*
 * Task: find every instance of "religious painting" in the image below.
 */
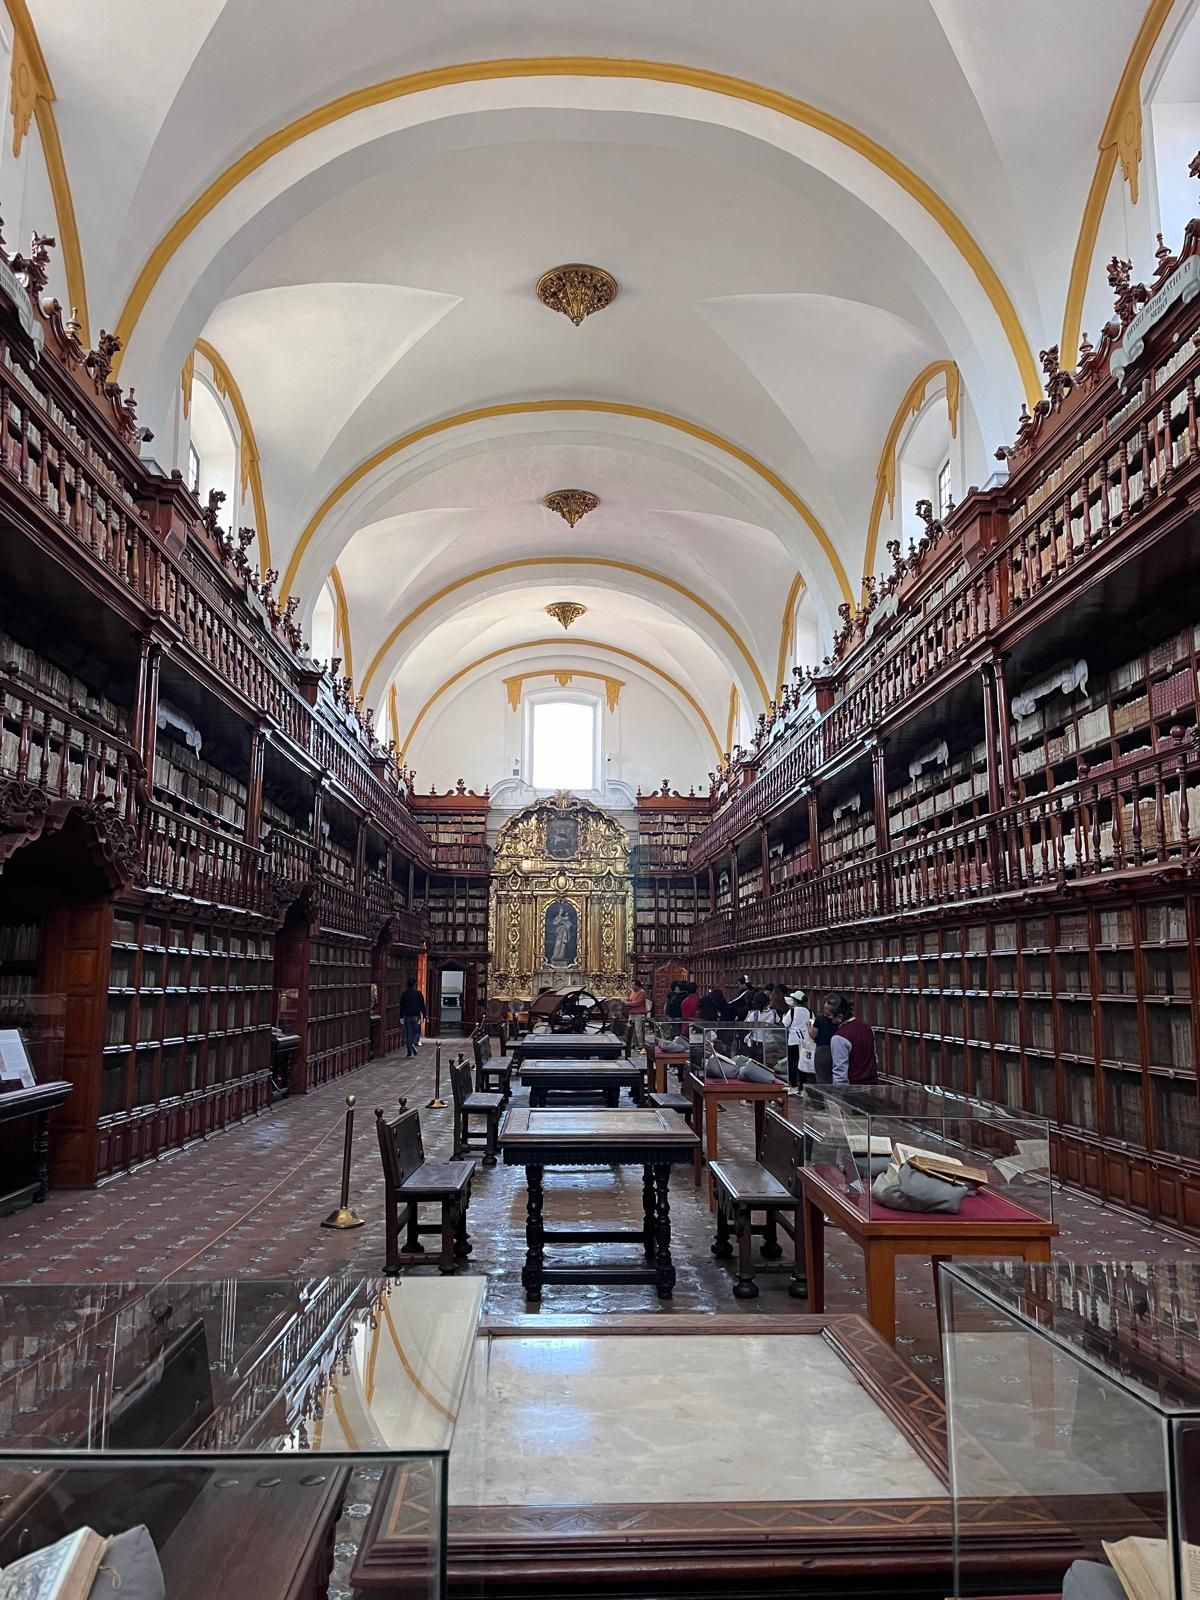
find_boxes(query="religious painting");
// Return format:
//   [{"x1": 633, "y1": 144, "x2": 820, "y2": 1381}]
[
  {"x1": 545, "y1": 814, "x2": 579, "y2": 860},
  {"x1": 544, "y1": 901, "x2": 578, "y2": 967}
]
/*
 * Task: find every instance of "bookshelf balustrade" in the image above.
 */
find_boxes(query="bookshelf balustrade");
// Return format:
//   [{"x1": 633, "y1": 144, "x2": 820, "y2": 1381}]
[
  {"x1": 143, "y1": 801, "x2": 272, "y2": 911},
  {"x1": 0, "y1": 671, "x2": 142, "y2": 823}
]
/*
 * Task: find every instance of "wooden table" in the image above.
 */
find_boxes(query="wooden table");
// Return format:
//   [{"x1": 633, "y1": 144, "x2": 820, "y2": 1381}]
[
  {"x1": 800, "y1": 1163, "x2": 1058, "y2": 1344},
  {"x1": 0, "y1": 1080, "x2": 72, "y2": 1212},
  {"x1": 686, "y1": 1071, "x2": 789, "y2": 1209},
  {"x1": 522, "y1": 1058, "x2": 646, "y2": 1107},
  {"x1": 514, "y1": 1031, "x2": 625, "y2": 1063},
  {"x1": 647, "y1": 1046, "x2": 689, "y2": 1094},
  {"x1": 498, "y1": 1107, "x2": 699, "y2": 1301}
]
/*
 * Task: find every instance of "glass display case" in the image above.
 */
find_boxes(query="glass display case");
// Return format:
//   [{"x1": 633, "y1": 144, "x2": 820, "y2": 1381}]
[
  {"x1": 657, "y1": 1021, "x2": 789, "y2": 1082},
  {"x1": 942, "y1": 1259, "x2": 1200, "y2": 1599},
  {"x1": 797, "y1": 1084, "x2": 1054, "y2": 1221},
  {"x1": 0, "y1": 1274, "x2": 484, "y2": 1600}
]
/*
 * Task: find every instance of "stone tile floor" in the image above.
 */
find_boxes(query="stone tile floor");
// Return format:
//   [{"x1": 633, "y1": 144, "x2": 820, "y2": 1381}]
[{"x1": 2, "y1": 1039, "x2": 1197, "y2": 1386}]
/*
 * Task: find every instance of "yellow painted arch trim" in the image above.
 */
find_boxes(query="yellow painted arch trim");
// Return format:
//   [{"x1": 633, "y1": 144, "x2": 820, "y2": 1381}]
[
  {"x1": 280, "y1": 397, "x2": 851, "y2": 617},
  {"x1": 724, "y1": 683, "x2": 739, "y2": 753},
  {"x1": 863, "y1": 360, "x2": 958, "y2": 588},
  {"x1": 194, "y1": 337, "x2": 272, "y2": 568},
  {"x1": 774, "y1": 573, "x2": 807, "y2": 697},
  {"x1": 1060, "y1": 0, "x2": 1176, "y2": 364},
  {"x1": 5, "y1": 0, "x2": 90, "y2": 342},
  {"x1": 363, "y1": 553, "x2": 770, "y2": 708},
  {"x1": 111, "y1": 56, "x2": 1039, "y2": 409},
  {"x1": 328, "y1": 563, "x2": 354, "y2": 680},
  {"x1": 398, "y1": 637, "x2": 722, "y2": 760}
]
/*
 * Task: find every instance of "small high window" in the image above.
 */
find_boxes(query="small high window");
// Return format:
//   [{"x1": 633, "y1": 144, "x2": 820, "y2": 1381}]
[
  {"x1": 529, "y1": 699, "x2": 596, "y2": 790},
  {"x1": 187, "y1": 443, "x2": 201, "y2": 496},
  {"x1": 936, "y1": 458, "x2": 952, "y2": 521}
]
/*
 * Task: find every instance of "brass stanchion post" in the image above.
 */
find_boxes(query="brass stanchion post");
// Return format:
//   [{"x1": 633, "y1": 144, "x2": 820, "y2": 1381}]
[
  {"x1": 426, "y1": 1042, "x2": 446, "y2": 1109},
  {"x1": 321, "y1": 1094, "x2": 365, "y2": 1229}
]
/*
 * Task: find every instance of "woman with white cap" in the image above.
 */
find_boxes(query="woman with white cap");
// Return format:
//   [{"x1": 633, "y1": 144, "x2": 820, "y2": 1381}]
[{"x1": 783, "y1": 987, "x2": 814, "y2": 1093}]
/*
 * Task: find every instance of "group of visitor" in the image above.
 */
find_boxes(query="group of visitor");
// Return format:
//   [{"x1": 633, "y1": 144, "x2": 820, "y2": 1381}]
[{"x1": 651, "y1": 974, "x2": 877, "y2": 1092}]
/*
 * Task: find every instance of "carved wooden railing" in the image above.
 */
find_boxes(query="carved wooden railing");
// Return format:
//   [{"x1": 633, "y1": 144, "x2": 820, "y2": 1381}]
[
  {"x1": 697, "y1": 739, "x2": 1200, "y2": 949},
  {"x1": 265, "y1": 823, "x2": 315, "y2": 889},
  {"x1": 391, "y1": 904, "x2": 432, "y2": 948},
  {"x1": 0, "y1": 671, "x2": 141, "y2": 823},
  {"x1": 143, "y1": 801, "x2": 273, "y2": 911},
  {"x1": 427, "y1": 839, "x2": 490, "y2": 872},
  {"x1": 0, "y1": 328, "x2": 429, "y2": 868}
]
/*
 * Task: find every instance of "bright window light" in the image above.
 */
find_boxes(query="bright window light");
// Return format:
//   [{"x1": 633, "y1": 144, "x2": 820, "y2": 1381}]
[{"x1": 531, "y1": 700, "x2": 595, "y2": 790}]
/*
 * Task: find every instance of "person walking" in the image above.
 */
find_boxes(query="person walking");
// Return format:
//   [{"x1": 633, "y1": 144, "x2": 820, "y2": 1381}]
[
  {"x1": 626, "y1": 979, "x2": 650, "y2": 1049},
  {"x1": 399, "y1": 977, "x2": 426, "y2": 1058},
  {"x1": 829, "y1": 993, "x2": 879, "y2": 1085},
  {"x1": 783, "y1": 987, "x2": 814, "y2": 1092},
  {"x1": 810, "y1": 995, "x2": 838, "y2": 1083}
]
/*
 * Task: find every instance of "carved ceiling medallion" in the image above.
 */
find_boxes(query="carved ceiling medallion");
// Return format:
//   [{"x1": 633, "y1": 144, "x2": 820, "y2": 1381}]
[
  {"x1": 545, "y1": 601, "x2": 587, "y2": 631},
  {"x1": 543, "y1": 488, "x2": 599, "y2": 527},
  {"x1": 535, "y1": 264, "x2": 618, "y2": 326}
]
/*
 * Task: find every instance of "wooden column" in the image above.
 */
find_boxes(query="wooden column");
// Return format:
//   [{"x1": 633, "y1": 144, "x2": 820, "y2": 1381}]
[
  {"x1": 980, "y1": 661, "x2": 1003, "y2": 814},
  {"x1": 245, "y1": 727, "x2": 266, "y2": 847},
  {"x1": 870, "y1": 739, "x2": 889, "y2": 916},
  {"x1": 728, "y1": 849, "x2": 739, "y2": 911},
  {"x1": 131, "y1": 635, "x2": 152, "y2": 761},
  {"x1": 407, "y1": 861, "x2": 416, "y2": 911},
  {"x1": 310, "y1": 783, "x2": 324, "y2": 847},
  {"x1": 141, "y1": 644, "x2": 163, "y2": 774},
  {"x1": 992, "y1": 653, "x2": 1016, "y2": 802},
  {"x1": 354, "y1": 818, "x2": 366, "y2": 889},
  {"x1": 760, "y1": 825, "x2": 772, "y2": 898},
  {"x1": 806, "y1": 786, "x2": 820, "y2": 871}
]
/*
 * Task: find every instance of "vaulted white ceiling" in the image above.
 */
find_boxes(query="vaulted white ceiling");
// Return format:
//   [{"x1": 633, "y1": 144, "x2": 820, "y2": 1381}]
[{"x1": 11, "y1": 0, "x2": 1197, "y2": 785}]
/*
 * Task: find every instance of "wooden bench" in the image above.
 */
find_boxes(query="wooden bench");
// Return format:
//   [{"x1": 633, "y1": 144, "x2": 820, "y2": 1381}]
[
  {"x1": 450, "y1": 1057, "x2": 503, "y2": 1167},
  {"x1": 710, "y1": 1107, "x2": 806, "y2": 1300},
  {"x1": 644, "y1": 1043, "x2": 693, "y2": 1121},
  {"x1": 472, "y1": 1027, "x2": 514, "y2": 1100},
  {"x1": 376, "y1": 1105, "x2": 474, "y2": 1273}
]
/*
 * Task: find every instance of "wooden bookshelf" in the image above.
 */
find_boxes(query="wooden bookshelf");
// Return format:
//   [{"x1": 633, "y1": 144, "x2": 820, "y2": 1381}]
[{"x1": 306, "y1": 934, "x2": 372, "y2": 1087}]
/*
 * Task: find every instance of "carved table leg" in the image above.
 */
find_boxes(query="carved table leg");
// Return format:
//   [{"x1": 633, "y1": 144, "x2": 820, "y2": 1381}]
[
  {"x1": 711, "y1": 1191, "x2": 734, "y2": 1258},
  {"x1": 652, "y1": 1164, "x2": 675, "y2": 1299},
  {"x1": 761, "y1": 1208, "x2": 783, "y2": 1259},
  {"x1": 483, "y1": 1113, "x2": 498, "y2": 1168},
  {"x1": 438, "y1": 1199, "x2": 457, "y2": 1275},
  {"x1": 530, "y1": 1086, "x2": 545, "y2": 1109},
  {"x1": 733, "y1": 1204, "x2": 758, "y2": 1299},
  {"x1": 802, "y1": 1194, "x2": 825, "y2": 1312},
  {"x1": 642, "y1": 1163, "x2": 656, "y2": 1258},
  {"x1": 522, "y1": 1164, "x2": 545, "y2": 1302},
  {"x1": 455, "y1": 1194, "x2": 472, "y2": 1259},
  {"x1": 33, "y1": 1110, "x2": 50, "y2": 1203},
  {"x1": 604, "y1": 1086, "x2": 619, "y2": 1108}
]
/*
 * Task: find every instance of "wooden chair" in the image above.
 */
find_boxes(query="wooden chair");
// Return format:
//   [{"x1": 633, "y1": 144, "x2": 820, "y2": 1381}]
[
  {"x1": 472, "y1": 1026, "x2": 513, "y2": 1100},
  {"x1": 645, "y1": 1043, "x2": 694, "y2": 1123},
  {"x1": 375, "y1": 1106, "x2": 474, "y2": 1274},
  {"x1": 710, "y1": 1107, "x2": 806, "y2": 1300},
  {"x1": 450, "y1": 1056, "x2": 503, "y2": 1167}
]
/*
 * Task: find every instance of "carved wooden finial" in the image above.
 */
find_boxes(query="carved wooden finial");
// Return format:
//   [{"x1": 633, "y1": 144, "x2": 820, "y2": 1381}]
[{"x1": 1078, "y1": 330, "x2": 1093, "y2": 366}]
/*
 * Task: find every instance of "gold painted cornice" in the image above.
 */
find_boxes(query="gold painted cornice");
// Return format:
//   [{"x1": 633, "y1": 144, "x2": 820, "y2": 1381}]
[
  {"x1": 504, "y1": 669, "x2": 623, "y2": 712},
  {"x1": 110, "y1": 56, "x2": 1039, "y2": 406},
  {"x1": 4, "y1": 0, "x2": 89, "y2": 342},
  {"x1": 193, "y1": 338, "x2": 272, "y2": 569},
  {"x1": 863, "y1": 360, "x2": 958, "y2": 591},
  {"x1": 281, "y1": 398, "x2": 849, "y2": 620},
  {"x1": 398, "y1": 637, "x2": 720, "y2": 757},
  {"x1": 358, "y1": 551, "x2": 771, "y2": 707},
  {"x1": 1060, "y1": 0, "x2": 1176, "y2": 363},
  {"x1": 544, "y1": 488, "x2": 599, "y2": 526}
]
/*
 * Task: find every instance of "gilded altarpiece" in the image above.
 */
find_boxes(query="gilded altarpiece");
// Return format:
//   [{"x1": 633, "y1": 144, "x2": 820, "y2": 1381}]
[{"x1": 489, "y1": 794, "x2": 633, "y2": 999}]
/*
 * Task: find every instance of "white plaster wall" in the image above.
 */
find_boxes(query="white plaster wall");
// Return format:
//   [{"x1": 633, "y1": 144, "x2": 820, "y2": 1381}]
[{"x1": 402, "y1": 663, "x2": 711, "y2": 796}]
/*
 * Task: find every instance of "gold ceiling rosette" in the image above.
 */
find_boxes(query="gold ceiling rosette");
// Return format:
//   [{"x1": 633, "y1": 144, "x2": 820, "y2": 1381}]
[
  {"x1": 535, "y1": 264, "x2": 618, "y2": 327},
  {"x1": 543, "y1": 489, "x2": 599, "y2": 528},
  {"x1": 545, "y1": 600, "x2": 587, "y2": 631}
]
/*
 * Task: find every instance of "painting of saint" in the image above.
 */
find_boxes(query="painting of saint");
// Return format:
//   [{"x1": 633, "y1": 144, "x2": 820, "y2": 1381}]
[
  {"x1": 545, "y1": 814, "x2": 579, "y2": 860},
  {"x1": 545, "y1": 901, "x2": 578, "y2": 967}
]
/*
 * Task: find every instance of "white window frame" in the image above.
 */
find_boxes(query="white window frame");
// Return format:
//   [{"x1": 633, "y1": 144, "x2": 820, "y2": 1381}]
[
  {"x1": 937, "y1": 457, "x2": 952, "y2": 520},
  {"x1": 187, "y1": 442, "x2": 201, "y2": 496},
  {"x1": 523, "y1": 689, "x2": 603, "y2": 795}
]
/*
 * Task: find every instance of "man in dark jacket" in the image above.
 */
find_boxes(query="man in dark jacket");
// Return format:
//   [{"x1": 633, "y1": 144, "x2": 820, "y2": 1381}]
[{"x1": 399, "y1": 978, "x2": 426, "y2": 1057}]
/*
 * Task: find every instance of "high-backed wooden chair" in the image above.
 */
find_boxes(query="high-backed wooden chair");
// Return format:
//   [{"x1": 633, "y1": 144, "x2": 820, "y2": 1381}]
[
  {"x1": 710, "y1": 1106, "x2": 806, "y2": 1300},
  {"x1": 472, "y1": 1025, "x2": 513, "y2": 1100},
  {"x1": 375, "y1": 1105, "x2": 474, "y2": 1274},
  {"x1": 450, "y1": 1056, "x2": 503, "y2": 1167}
]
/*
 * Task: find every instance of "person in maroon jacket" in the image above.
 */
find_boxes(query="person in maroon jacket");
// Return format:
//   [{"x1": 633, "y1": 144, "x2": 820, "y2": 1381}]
[{"x1": 829, "y1": 994, "x2": 878, "y2": 1085}]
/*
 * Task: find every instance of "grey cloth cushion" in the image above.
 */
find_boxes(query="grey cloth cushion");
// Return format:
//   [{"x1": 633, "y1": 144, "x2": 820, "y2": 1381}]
[
  {"x1": 88, "y1": 1526, "x2": 165, "y2": 1600},
  {"x1": 1061, "y1": 1560, "x2": 1127, "y2": 1600},
  {"x1": 872, "y1": 1161, "x2": 968, "y2": 1213}
]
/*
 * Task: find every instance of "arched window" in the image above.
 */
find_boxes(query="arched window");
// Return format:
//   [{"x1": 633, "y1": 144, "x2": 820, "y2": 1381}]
[
  {"x1": 1149, "y1": 17, "x2": 1200, "y2": 252},
  {"x1": 525, "y1": 692, "x2": 600, "y2": 792},
  {"x1": 189, "y1": 378, "x2": 238, "y2": 529},
  {"x1": 310, "y1": 583, "x2": 337, "y2": 664},
  {"x1": 897, "y1": 389, "x2": 955, "y2": 547}
]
